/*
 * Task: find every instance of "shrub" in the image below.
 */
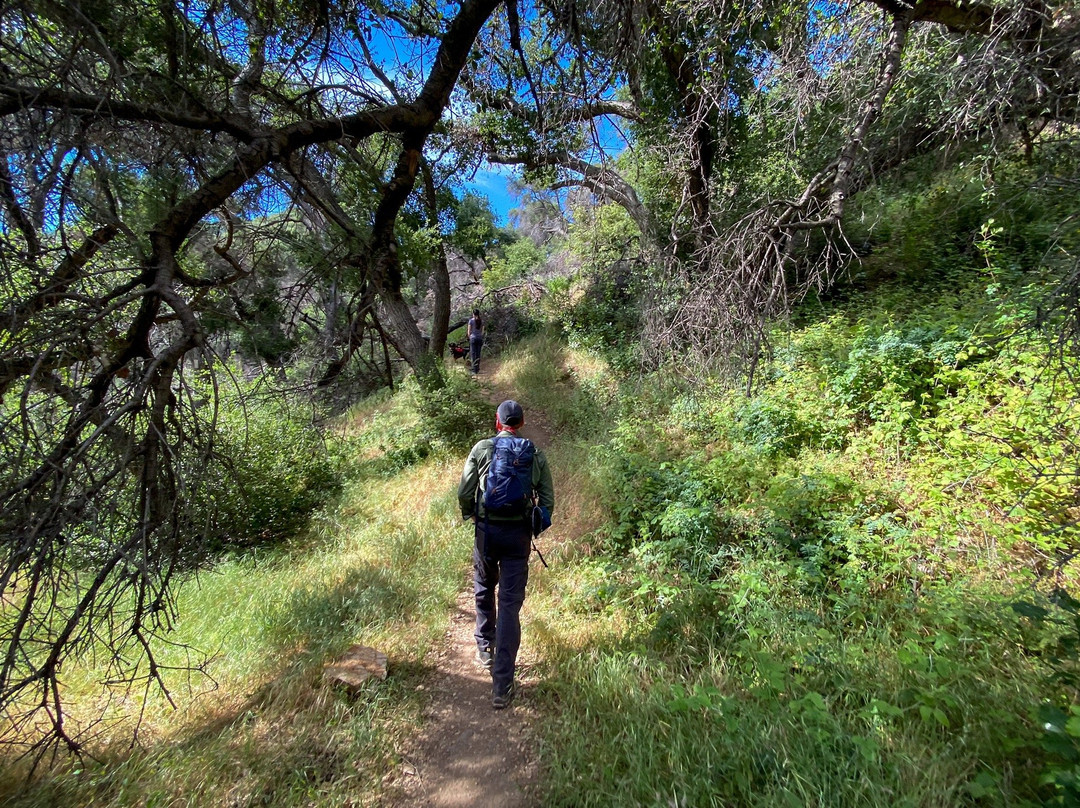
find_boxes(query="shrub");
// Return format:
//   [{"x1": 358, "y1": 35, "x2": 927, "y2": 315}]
[
  {"x1": 699, "y1": 445, "x2": 778, "y2": 506},
  {"x1": 832, "y1": 328, "x2": 967, "y2": 450},
  {"x1": 756, "y1": 469, "x2": 858, "y2": 557},
  {"x1": 482, "y1": 237, "x2": 544, "y2": 290},
  {"x1": 356, "y1": 371, "x2": 491, "y2": 475},
  {"x1": 1013, "y1": 589, "x2": 1080, "y2": 806},
  {"x1": 192, "y1": 388, "x2": 342, "y2": 552},
  {"x1": 734, "y1": 396, "x2": 809, "y2": 458},
  {"x1": 410, "y1": 371, "x2": 491, "y2": 453},
  {"x1": 561, "y1": 261, "x2": 644, "y2": 373}
]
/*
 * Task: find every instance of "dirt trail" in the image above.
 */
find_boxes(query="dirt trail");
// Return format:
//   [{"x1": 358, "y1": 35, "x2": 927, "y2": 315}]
[{"x1": 390, "y1": 362, "x2": 553, "y2": 807}]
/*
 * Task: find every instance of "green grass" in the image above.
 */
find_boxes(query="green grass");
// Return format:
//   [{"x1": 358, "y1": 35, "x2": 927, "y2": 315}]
[
  {"x1": 530, "y1": 558, "x2": 1045, "y2": 807},
  {"x1": 2, "y1": 439, "x2": 474, "y2": 807},
  {"x1": 6, "y1": 275, "x2": 1076, "y2": 807},
  {"x1": 492, "y1": 328, "x2": 617, "y2": 440},
  {"x1": 505, "y1": 303, "x2": 1065, "y2": 806}
]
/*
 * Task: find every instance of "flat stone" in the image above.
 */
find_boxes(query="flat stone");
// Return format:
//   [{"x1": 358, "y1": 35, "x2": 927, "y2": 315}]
[{"x1": 324, "y1": 645, "x2": 388, "y2": 690}]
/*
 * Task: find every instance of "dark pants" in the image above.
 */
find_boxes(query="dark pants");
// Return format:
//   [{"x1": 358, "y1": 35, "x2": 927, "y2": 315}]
[
  {"x1": 474, "y1": 520, "x2": 530, "y2": 693},
  {"x1": 469, "y1": 335, "x2": 483, "y2": 374}
]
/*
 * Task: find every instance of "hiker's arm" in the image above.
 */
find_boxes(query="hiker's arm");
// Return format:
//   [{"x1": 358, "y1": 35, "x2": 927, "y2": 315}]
[
  {"x1": 534, "y1": 451, "x2": 555, "y2": 515},
  {"x1": 458, "y1": 443, "x2": 483, "y2": 519}
]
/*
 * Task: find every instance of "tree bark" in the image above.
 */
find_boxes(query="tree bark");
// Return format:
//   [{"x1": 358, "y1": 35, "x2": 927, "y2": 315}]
[{"x1": 424, "y1": 163, "x2": 452, "y2": 357}]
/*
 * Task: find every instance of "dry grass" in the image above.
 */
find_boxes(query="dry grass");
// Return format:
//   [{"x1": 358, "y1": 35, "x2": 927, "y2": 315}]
[{"x1": 541, "y1": 444, "x2": 606, "y2": 557}]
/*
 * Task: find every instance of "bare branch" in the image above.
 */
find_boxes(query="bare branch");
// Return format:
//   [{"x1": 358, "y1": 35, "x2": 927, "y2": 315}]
[{"x1": 489, "y1": 150, "x2": 655, "y2": 241}]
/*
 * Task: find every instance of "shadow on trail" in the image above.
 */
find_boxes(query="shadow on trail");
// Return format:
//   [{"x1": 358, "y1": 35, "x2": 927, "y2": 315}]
[{"x1": 389, "y1": 588, "x2": 538, "y2": 808}]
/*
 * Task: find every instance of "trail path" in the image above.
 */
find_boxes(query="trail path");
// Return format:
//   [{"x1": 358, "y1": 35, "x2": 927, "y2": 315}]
[{"x1": 390, "y1": 361, "x2": 554, "y2": 807}]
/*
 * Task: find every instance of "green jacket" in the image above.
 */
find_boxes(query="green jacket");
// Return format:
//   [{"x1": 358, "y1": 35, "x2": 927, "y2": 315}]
[{"x1": 458, "y1": 430, "x2": 555, "y2": 522}]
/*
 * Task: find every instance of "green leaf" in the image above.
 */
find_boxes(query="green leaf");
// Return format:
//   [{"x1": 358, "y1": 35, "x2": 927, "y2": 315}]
[
  {"x1": 1065, "y1": 716, "x2": 1080, "y2": 738},
  {"x1": 1012, "y1": 600, "x2": 1049, "y2": 620}
]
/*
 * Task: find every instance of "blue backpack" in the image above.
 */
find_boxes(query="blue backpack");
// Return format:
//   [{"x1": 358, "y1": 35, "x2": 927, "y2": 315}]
[{"x1": 482, "y1": 436, "x2": 535, "y2": 518}]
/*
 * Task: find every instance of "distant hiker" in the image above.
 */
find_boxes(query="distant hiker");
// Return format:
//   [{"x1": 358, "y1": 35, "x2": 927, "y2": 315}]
[
  {"x1": 458, "y1": 400, "x2": 555, "y2": 709},
  {"x1": 467, "y1": 308, "x2": 483, "y2": 374}
]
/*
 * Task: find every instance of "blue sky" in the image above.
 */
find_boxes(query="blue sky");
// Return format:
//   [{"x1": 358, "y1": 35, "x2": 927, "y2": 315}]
[{"x1": 465, "y1": 166, "x2": 521, "y2": 225}]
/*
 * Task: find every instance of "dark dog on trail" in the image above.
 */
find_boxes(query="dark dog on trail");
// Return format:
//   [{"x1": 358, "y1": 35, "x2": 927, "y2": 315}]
[{"x1": 448, "y1": 342, "x2": 468, "y2": 361}]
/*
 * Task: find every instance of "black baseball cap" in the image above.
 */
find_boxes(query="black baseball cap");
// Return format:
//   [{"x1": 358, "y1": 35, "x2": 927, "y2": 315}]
[{"x1": 497, "y1": 399, "x2": 524, "y2": 427}]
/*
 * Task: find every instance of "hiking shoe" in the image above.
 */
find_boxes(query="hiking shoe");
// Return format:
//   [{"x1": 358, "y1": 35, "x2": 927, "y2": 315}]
[
  {"x1": 475, "y1": 648, "x2": 494, "y2": 670},
  {"x1": 492, "y1": 683, "x2": 515, "y2": 710}
]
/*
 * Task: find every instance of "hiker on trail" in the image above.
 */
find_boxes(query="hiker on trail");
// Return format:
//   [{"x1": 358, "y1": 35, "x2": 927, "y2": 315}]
[
  {"x1": 457, "y1": 400, "x2": 554, "y2": 709},
  {"x1": 467, "y1": 308, "x2": 483, "y2": 374}
]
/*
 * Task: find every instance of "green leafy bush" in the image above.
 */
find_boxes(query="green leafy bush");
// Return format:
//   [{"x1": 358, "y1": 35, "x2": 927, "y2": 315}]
[
  {"x1": 734, "y1": 396, "x2": 811, "y2": 458},
  {"x1": 836, "y1": 329, "x2": 961, "y2": 431},
  {"x1": 410, "y1": 371, "x2": 491, "y2": 452},
  {"x1": 529, "y1": 145, "x2": 1080, "y2": 808},
  {"x1": 758, "y1": 470, "x2": 857, "y2": 548},
  {"x1": 698, "y1": 445, "x2": 777, "y2": 506},
  {"x1": 357, "y1": 372, "x2": 491, "y2": 475},
  {"x1": 482, "y1": 236, "x2": 544, "y2": 290},
  {"x1": 193, "y1": 389, "x2": 342, "y2": 552},
  {"x1": 561, "y1": 261, "x2": 644, "y2": 372},
  {"x1": 1013, "y1": 589, "x2": 1080, "y2": 806}
]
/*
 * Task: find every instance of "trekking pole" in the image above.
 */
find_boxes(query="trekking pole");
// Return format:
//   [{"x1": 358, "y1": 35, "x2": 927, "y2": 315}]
[{"x1": 530, "y1": 495, "x2": 550, "y2": 568}]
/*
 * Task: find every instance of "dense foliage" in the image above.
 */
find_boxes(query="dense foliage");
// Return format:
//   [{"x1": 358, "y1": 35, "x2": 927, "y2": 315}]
[{"x1": 508, "y1": 150, "x2": 1080, "y2": 806}]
